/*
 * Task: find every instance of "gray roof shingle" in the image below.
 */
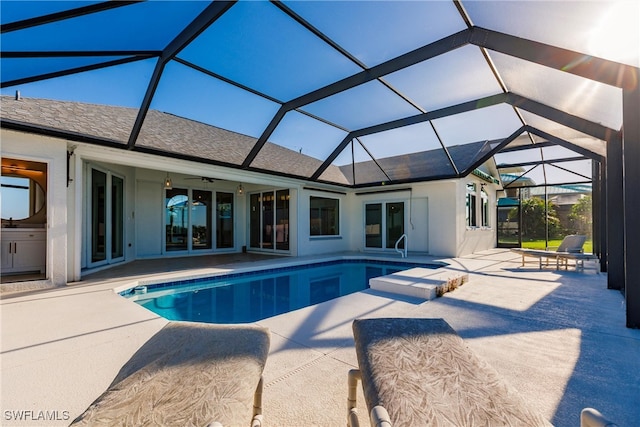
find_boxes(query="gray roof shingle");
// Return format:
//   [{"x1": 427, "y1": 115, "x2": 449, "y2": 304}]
[
  {"x1": 1, "y1": 97, "x2": 492, "y2": 186},
  {"x1": 0, "y1": 96, "x2": 349, "y2": 182}
]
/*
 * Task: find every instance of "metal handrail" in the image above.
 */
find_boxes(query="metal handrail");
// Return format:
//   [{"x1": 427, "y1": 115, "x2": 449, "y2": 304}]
[{"x1": 394, "y1": 234, "x2": 407, "y2": 258}]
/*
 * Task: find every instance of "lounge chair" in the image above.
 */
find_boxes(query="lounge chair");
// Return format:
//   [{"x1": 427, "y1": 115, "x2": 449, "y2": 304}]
[
  {"x1": 510, "y1": 234, "x2": 596, "y2": 271},
  {"x1": 580, "y1": 408, "x2": 618, "y2": 427},
  {"x1": 348, "y1": 318, "x2": 551, "y2": 427},
  {"x1": 71, "y1": 321, "x2": 270, "y2": 427}
]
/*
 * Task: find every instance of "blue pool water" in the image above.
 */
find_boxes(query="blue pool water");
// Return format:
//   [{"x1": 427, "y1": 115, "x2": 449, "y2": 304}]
[{"x1": 125, "y1": 259, "x2": 436, "y2": 324}]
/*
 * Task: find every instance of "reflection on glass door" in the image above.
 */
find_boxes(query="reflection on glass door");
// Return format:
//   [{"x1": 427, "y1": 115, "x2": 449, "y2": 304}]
[
  {"x1": 249, "y1": 190, "x2": 289, "y2": 251},
  {"x1": 365, "y1": 201, "x2": 405, "y2": 250},
  {"x1": 262, "y1": 193, "x2": 274, "y2": 249},
  {"x1": 386, "y1": 202, "x2": 405, "y2": 249},
  {"x1": 365, "y1": 203, "x2": 382, "y2": 248},
  {"x1": 166, "y1": 188, "x2": 234, "y2": 252},
  {"x1": 497, "y1": 198, "x2": 521, "y2": 248},
  {"x1": 91, "y1": 169, "x2": 106, "y2": 263},
  {"x1": 250, "y1": 193, "x2": 261, "y2": 249},
  {"x1": 216, "y1": 192, "x2": 233, "y2": 248},
  {"x1": 192, "y1": 190, "x2": 212, "y2": 250},
  {"x1": 166, "y1": 188, "x2": 188, "y2": 252},
  {"x1": 89, "y1": 167, "x2": 124, "y2": 266},
  {"x1": 111, "y1": 176, "x2": 124, "y2": 259},
  {"x1": 276, "y1": 190, "x2": 289, "y2": 251}
]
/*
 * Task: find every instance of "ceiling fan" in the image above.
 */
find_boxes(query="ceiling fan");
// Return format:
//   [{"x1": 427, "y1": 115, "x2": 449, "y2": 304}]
[{"x1": 184, "y1": 177, "x2": 216, "y2": 183}]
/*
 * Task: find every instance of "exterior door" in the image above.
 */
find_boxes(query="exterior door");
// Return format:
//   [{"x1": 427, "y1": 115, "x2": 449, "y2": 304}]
[
  {"x1": 88, "y1": 167, "x2": 124, "y2": 267},
  {"x1": 497, "y1": 198, "x2": 521, "y2": 248},
  {"x1": 249, "y1": 190, "x2": 289, "y2": 251},
  {"x1": 165, "y1": 188, "x2": 189, "y2": 252},
  {"x1": 365, "y1": 201, "x2": 405, "y2": 250}
]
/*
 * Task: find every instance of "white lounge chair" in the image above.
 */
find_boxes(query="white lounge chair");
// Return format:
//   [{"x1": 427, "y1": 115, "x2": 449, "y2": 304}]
[{"x1": 511, "y1": 234, "x2": 596, "y2": 271}]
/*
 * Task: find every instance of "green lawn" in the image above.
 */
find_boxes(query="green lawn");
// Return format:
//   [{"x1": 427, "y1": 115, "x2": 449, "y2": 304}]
[{"x1": 522, "y1": 239, "x2": 593, "y2": 253}]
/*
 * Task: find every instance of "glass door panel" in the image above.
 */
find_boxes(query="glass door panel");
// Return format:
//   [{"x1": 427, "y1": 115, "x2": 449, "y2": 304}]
[
  {"x1": 216, "y1": 191, "x2": 233, "y2": 249},
  {"x1": 250, "y1": 193, "x2": 261, "y2": 249},
  {"x1": 166, "y1": 188, "x2": 188, "y2": 252},
  {"x1": 91, "y1": 169, "x2": 107, "y2": 263},
  {"x1": 110, "y1": 175, "x2": 124, "y2": 259},
  {"x1": 386, "y1": 202, "x2": 405, "y2": 249},
  {"x1": 497, "y1": 198, "x2": 521, "y2": 248},
  {"x1": 276, "y1": 189, "x2": 289, "y2": 251},
  {"x1": 262, "y1": 193, "x2": 274, "y2": 249},
  {"x1": 89, "y1": 167, "x2": 124, "y2": 266},
  {"x1": 192, "y1": 190, "x2": 212, "y2": 250},
  {"x1": 249, "y1": 190, "x2": 290, "y2": 251},
  {"x1": 365, "y1": 203, "x2": 382, "y2": 248}
]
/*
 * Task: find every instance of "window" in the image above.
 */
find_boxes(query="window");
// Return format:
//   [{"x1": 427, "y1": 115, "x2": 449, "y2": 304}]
[
  {"x1": 466, "y1": 183, "x2": 477, "y2": 227},
  {"x1": 481, "y1": 187, "x2": 490, "y2": 227},
  {"x1": 310, "y1": 196, "x2": 340, "y2": 236}
]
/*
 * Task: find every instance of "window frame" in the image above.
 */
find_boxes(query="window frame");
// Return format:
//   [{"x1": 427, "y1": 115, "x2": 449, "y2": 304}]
[
  {"x1": 465, "y1": 182, "x2": 477, "y2": 228},
  {"x1": 480, "y1": 186, "x2": 490, "y2": 228},
  {"x1": 309, "y1": 195, "x2": 340, "y2": 237}
]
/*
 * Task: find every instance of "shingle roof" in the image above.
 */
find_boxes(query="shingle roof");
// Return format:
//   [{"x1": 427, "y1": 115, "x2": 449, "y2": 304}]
[
  {"x1": 1, "y1": 96, "x2": 497, "y2": 186},
  {"x1": 0, "y1": 96, "x2": 349, "y2": 183}
]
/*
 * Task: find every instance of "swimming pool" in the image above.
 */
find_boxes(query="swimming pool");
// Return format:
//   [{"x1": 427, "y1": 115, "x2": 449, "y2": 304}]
[{"x1": 124, "y1": 259, "x2": 436, "y2": 324}]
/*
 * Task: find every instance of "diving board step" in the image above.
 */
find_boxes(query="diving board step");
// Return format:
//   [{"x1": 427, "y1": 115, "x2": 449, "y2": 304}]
[{"x1": 369, "y1": 268, "x2": 468, "y2": 300}]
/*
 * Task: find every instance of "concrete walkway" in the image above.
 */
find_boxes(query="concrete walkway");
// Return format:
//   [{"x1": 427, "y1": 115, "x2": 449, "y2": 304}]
[{"x1": 1, "y1": 250, "x2": 638, "y2": 426}]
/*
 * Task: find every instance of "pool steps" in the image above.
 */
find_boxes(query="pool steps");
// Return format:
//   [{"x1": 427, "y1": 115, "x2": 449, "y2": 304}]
[{"x1": 369, "y1": 268, "x2": 468, "y2": 300}]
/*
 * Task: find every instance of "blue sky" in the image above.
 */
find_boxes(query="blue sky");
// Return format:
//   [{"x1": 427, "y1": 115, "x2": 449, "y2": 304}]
[{"x1": 2, "y1": 0, "x2": 635, "y2": 185}]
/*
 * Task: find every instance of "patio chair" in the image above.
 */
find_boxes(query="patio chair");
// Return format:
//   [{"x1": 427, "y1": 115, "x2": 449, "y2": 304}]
[
  {"x1": 71, "y1": 321, "x2": 270, "y2": 427},
  {"x1": 580, "y1": 408, "x2": 618, "y2": 427},
  {"x1": 510, "y1": 234, "x2": 592, "y2": 270},
  {"x1": 348, "y1": 318, "x2": 551, "y2": 427}
]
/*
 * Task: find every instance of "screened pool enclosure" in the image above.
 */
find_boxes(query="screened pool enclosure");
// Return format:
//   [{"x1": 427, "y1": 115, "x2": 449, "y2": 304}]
[{"x1": 1, "y1": 1, "x2": 638, "y2": 326}]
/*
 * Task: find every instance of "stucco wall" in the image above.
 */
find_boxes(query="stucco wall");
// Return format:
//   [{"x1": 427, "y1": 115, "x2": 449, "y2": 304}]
[
  {"x1": 416, "y1": 181, "x2": 458, "y2": 257},
  {"x1": 2, "y1": 130, "x2": 501, "y2": 288},
  {"x1": 456, "y1": 178, "x2": 498, "y2": 257},
  {"x1": 1, "y1": 129, "x2": 68, "y2": 286},
  {"x1": 296, "y1": 188, "x2": 350, "y2": 257}
]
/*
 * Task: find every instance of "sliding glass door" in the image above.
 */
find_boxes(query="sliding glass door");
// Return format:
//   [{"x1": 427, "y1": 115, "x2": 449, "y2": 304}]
[
  {"x1": 166, "y1": 188, "x2": 235, "y2": 253},
  {"x1": 249, "y1": 189, "x2": 289, "y2": 251},
  {"x1": 365, "y1": 201, "x2": 405, "y2": 250},
  {"x1": 216, "y1": 192, "x2": 233, "y2": 248},
  {"x1": 386, "y1": 202, "x2": 405, "y2": 249},
  {"x1": 192, "y1": 190, "x2": 212, "y2": 250},
  {"x1": 166, "y1": 188, "x2": 189, "y2": 252},
  {"x1": 88, "y1": 167, "x2": 124, "y2": 267}
]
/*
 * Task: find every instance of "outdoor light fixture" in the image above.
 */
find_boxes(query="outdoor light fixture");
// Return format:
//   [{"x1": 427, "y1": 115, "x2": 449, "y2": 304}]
[
  {"x1": 164, "y1": 173, "x2": 173, "y2": 190},
  {"x1": 237, "y1": 184, "x2": 244, "y2": 195}
]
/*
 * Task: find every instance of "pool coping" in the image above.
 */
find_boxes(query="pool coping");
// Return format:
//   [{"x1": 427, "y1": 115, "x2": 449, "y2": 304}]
[{"x1": 112, "y1": 254, "x2": 449, "y2": 296}]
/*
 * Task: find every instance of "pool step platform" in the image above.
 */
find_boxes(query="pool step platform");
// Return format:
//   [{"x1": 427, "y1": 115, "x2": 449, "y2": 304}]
[{"x1": 369, "y1": 268, "x2": 468, "y2": 300}]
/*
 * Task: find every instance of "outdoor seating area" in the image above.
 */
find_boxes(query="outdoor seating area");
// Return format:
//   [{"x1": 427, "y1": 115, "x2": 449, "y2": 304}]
[
  {"x1": 348, "y1": 317, "x2": 551, "y2": 427},
  {"x1": 70, "y1": 322, "x2": 270, "y2": 427},
  {"x1": 510, "y1": 235, "x2": 598, "y2": 272},
  {"x1": 1, "y1": 249, "x2": 637, "y2": 427},
  {"x1": 1, "y1": 2, "x2": 639, "y2": 426}
]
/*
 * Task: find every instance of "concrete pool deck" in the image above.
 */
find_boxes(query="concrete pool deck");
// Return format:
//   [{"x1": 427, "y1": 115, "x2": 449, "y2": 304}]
[{"x1": 1, "y1": 249, "x2": 639, "y2": 426}]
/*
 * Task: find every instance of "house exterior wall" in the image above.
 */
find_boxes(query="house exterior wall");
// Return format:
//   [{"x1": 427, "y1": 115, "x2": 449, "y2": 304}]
[
  {"x1": 457, "y1": 177, "x2": 497, "y2": 257},
  {"x1": 1, "y1": 129, "x2": 68, "y2": 286},
  {"x1": 296, "y1": 188, "x2": 350, "y2": 257},
  {"x1": 2, "y1": 130, "x2": 501, "y2": 288}
]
